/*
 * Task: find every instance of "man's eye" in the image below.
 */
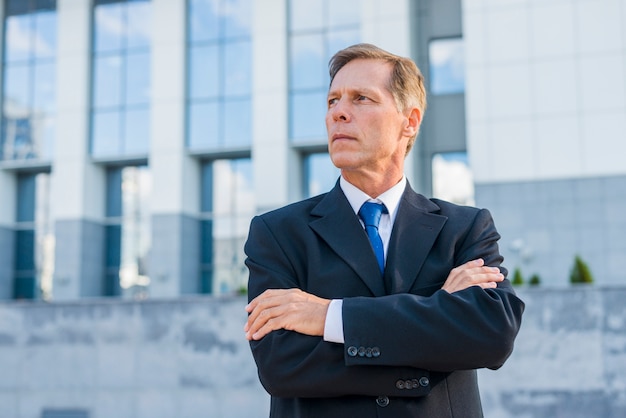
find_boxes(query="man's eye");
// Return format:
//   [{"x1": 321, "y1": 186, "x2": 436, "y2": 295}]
[
  {"x1": 328, "y1": 98, "x2": 338, "y2": 106},
  {"x1": 357, "y1": 95, "x2": 368, "y2": 101}
]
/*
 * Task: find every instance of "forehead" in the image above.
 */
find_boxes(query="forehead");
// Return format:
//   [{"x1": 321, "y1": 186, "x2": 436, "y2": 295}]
[{"x1": 329, "y1": 58, "x2": 393, "y2": 92}]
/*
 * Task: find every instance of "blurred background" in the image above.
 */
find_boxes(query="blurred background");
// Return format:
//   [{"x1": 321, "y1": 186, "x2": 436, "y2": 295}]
[{"x1": 0, "y1": 0, "x2": 624, "y2": 417}]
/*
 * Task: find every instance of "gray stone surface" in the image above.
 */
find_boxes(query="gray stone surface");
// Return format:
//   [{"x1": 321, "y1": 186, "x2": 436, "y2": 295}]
[
  {"x1": 479, "y1": 287, "x2": 626, "y2": 418},
  {"x1": 1, "y1": 287, "x2": 625, "y2": 417}
]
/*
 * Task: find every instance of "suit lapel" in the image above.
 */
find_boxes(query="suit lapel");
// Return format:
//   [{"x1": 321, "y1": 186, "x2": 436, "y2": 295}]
[
  {"x1": 309, "y1": 184, "x2": 387, "y2": 297},
  {"x1": 385, "y1": 185, "x2": 448, "y2": 294}
]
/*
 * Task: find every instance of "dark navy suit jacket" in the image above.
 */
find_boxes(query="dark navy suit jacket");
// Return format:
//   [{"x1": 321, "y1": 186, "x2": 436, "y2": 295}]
[{"x1": 245, "y1": 181, "x2": 524, "y2": 418}]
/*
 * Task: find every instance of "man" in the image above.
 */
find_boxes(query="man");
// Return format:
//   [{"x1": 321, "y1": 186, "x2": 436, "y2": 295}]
[{"x1": 244, "y1": 43, "x2": 524, "y2": 417}]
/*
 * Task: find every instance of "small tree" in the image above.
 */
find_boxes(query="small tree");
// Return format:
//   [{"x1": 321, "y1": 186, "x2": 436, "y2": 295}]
[
  {"x1": 529, "y1": 274, "x2": 541, "y2": 286},
  {"x1": 570, "y1": 255, "x2": 594, "y2": 284},
  {"x1": 511, "y1": 267, "x2": 524, "y2": 286}
]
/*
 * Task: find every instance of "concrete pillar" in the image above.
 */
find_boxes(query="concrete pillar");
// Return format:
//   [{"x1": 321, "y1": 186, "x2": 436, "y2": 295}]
[
  {"x1": 52, "y1": 0, "x2": 107, "y2": 299},
  {"x1": 252, "y1": 0, "x2": 292, "y2": 212},
  {"x1": 149, "y1": 0, "x2": 200, "y2": 297}
]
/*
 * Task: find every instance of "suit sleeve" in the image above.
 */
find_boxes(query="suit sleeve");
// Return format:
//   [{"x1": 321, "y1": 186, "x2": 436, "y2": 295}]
[
  {"x1": 342, "y1": 208, "x2": 525, "y2": 372},
  {"x1": 245, "y1": 215, "x2": 431, "y2": 399}
]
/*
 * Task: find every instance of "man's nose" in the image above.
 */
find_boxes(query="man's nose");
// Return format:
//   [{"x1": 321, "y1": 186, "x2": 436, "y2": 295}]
[{"x1": 329, "y1": 100, "x2": 350, "y2": 122}]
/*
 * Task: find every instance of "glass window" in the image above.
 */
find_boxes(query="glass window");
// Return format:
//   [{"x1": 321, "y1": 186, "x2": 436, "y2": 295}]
[
  {"x1": 13, "y1": 172, "x2": 54, "y2": 300},
  {"x1": 290, "y1": 91, "x2": 327, "y2": 140},
  {"x1": 125, "y1": 51, "x2": 151, "y2": 106},
  {"x1": 188, "y1": 45, "x2": 220, "y2": 100},
  {"x1": 288, "y1": 0, "x2": 360, "y2": 145},
  {"x1": 429, "y1": 37, "x2": 465, "y2": 95},
  {"x1": 1, "y1": 0, "x2": 57, "y2": 162},
  {"x1": 104, "y1": 165, "x2": 152, "y2": 298},
  {"x1": 91, "y1": 0, "x2": 151, "y2": 159},
  {"x1": 187, "y1": 0, "x2": 253, "y2": 152},
  {"x1": 304, "y1": 152, "x2": 340, "y2": 197},
  {"x1": 200, "y1": 158, "x2": 254, "y2": 294},
  {"x1": 289, "y1": 0, "x2": 324, "y2": 32},
  {"x1": 223, "y1": 97, "x2": 251, "y2": 147},
  {"x1": 431, "y1": 152, "x2": 475, "y2": 206},
  {"x1": 92, "y1": 110, "x2": 121, "y2": 157},
  {"x1": 289, "y1": 34, "x2": 325, "y2": 91}
]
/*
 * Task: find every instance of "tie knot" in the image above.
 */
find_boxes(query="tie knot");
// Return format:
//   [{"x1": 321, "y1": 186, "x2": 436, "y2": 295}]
[{"x1": 358, "y1": 202, "x2": 386, "y2": 228}]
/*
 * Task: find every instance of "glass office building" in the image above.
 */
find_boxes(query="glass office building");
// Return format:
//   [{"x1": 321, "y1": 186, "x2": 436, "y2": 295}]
[{"x1": 1, "y1": 0, "x2": 624, "y2": 301}]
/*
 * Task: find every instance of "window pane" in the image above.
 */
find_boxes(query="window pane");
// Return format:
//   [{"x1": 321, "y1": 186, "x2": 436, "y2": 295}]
[
  {"x1": 223, "y1": 98, "x2": 251, "y2": 147},
  {"x1": 203, "y1": 159, "x2": 254, "y2": 295},
  {"x1": 125, "y1": 51, "x2": 151, "y2": 106},
  {"x1": 188, "y1": 44, "x2": 219, "y2": 100},
  {"x1": 119, "y1": 166, "x2": 151, "y2": 298},
  {"x1": 327, "y1": 0, "x2": 360, "y2": 28},
  {"x1": 188, "y1": 0, "x2": 219, "y2": 42},
  {"x1": 92, "y1": 110, "x2": 121, "y2": 157},
  {"x1": 326, "y1": 28, "x2": 359, "y2": 64},
  {"x1": 429, "y1": 38, "x2": 465, "y2": 95},
  {"x1": 222, "y1": 0, "x2": 252, "y2": 38},
  {"x1": 33, "y1": 11, "x2": 57, "y2": 59},
  {"x1": 124, "y1": 107, "x2": 150, "y2": 154},
  {"x1": 33, "y1": 61, "x2": 56, "y2": 114},
  {"x1": 290, "y1": 91, "x2": 327, "y2": 141},
  {"x1": 290, "y1": 34, "x2": 325, "y2": 90},
  {"x1": 93, "y1": 55, "x2": 122, "y2": 109},
  {"x1": 188, "y1": 101, "x2": 219, "y2": 150},
  {"x1": 94, "y1": 2, "x2": 124, "y2": 53},
  {"x1": 224, "y1": 41, "x2": 251, "y2": 96},
  {"x1": 305, "y1": 152, "x2": 339, "y2": 197},
  {"x1": 4, "y1": 15, "x2": 33, "y2": 63},
  {"x1": 14, "y1": 172, "x2": 54, "y2": 300},
  {"x1": 126, "y1": 0, "x2": 151, "y2": 50},
  {"x1": 1, "y1": 115, "x2": 36, "y2": 160},
  {"x1": 289, "y1": 0, "x2": 324, "y2": 32},
  {"x1": 432, "y1": 152, "x2": 474, "y2": 206},
  {"x1": 3, "y1": 64, "x2": 31, "y2": 113}
]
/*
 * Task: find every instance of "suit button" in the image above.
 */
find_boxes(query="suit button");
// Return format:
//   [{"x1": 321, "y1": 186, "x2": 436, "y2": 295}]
[
  {"x1": 376, "y1": 396, "x2": 389, "y2": 407},
  {"x1": 371, "y1": 347, "x2": 381, "y2": 357},
  {"x1": 365, "y1": 347, "x2": 373, "y2": 357},
  {"x1": 347, "y1": 346, "x2": 358, "y2": 357},
  {"x1": 419, "y1": 376, "x2": 430, "y2": 387},
  {"x1": 396, "y1": 380, "x2": 405, "y2": 389},
  {"x1": 358, "y1": 346, "x2": 366, "y2": 357},
  {"x1": 411, "y1": 379, "x2": 420, "y2": 389}
]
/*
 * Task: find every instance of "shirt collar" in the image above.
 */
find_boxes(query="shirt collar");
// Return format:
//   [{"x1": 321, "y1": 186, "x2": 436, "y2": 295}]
[{"x1": 340, "y1": 175, "x2": 406, "y2": 224}]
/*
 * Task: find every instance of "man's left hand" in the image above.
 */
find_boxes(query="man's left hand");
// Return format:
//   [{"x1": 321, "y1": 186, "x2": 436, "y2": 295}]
[{"x1": 245, "y1": 289, "x2": 331, "y2": 341}]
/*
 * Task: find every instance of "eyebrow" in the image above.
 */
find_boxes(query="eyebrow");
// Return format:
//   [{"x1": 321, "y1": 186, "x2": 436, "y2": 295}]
[{"x1": 327, "y1": 86, "x2": 382, "y2": 98}]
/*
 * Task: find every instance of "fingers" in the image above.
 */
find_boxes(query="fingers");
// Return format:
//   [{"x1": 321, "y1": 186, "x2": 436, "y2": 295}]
[
  {"x1": 244, "y1": 289, "x2": 329, "y2": 341},
  {"x1": 244, "y1": 289, "x2": 292, "y2": 339},
  {"x1": 442, "y1": 258, "x2": 504, "y2": 293}
]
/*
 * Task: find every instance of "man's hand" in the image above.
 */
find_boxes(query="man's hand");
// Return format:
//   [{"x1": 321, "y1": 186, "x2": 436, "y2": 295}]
[
  {"x1": 244, "y1": 288, "x2": 331, "y2": 341},
  {"x1": 442, "y1": 258, "x2": 504, "y2": 293}
]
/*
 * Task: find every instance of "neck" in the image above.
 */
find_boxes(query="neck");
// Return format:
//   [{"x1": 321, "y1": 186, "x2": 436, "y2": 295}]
[{"x1": 341, "y1": 170, "x2": 403, "y2": 198}]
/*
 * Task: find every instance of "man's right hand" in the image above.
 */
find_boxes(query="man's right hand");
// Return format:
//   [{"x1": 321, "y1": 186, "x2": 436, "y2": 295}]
[{"x1": 441, "y1": 258, "x2": 504, "y2": 293}]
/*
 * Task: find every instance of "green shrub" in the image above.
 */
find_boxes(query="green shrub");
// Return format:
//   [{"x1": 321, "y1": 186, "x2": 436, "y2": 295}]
[
  {"x1": 529, "y1": 274, "x2": 540, "y2": 286},
  {"x1": 511, "y1": 267, "x2": 524, "y2": 286},
  {"x1": 569, "y1": 255, "x2": 594, "y2": 284}
]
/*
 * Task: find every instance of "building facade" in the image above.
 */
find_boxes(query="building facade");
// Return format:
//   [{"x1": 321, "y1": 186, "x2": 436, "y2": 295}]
[{"x1": 0, "y1": 0, "x2": 624, "y2": 304}]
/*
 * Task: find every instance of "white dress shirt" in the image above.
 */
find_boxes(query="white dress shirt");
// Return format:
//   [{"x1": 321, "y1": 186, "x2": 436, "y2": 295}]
[{"x1": 323, "y1": 175, "x2": 407, "y2": 344}]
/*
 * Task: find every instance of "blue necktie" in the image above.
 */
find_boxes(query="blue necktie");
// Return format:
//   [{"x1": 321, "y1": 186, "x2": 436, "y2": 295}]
[{"x1": 358, "y1": 202, "x2": 387, "y2": 275}]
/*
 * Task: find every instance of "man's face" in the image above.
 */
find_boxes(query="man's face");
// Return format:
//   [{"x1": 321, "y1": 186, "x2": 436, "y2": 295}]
[{"x1": 326, "y1": 59, "x2": 413, "y2": 177}]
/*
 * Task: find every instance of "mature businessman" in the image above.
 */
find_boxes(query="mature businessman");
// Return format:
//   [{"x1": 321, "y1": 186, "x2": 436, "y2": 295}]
[{"x1": 244, "y1": 43, "x2": 524, "y2": 417}]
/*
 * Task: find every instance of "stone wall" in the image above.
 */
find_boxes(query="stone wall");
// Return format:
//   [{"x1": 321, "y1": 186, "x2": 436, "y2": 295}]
[{"x1": 0, "y1": 287, "x2": 624, "y2": 418}]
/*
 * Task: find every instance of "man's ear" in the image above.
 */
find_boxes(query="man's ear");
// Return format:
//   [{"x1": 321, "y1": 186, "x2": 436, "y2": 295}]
[{"x1": 402, "y1": 107, "x2": 422, "y2": 138}]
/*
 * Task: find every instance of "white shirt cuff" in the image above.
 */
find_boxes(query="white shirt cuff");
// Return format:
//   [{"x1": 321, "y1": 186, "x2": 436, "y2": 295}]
[{"x1": 323, "y1": 299, "x2": 344, "y2": 344}]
